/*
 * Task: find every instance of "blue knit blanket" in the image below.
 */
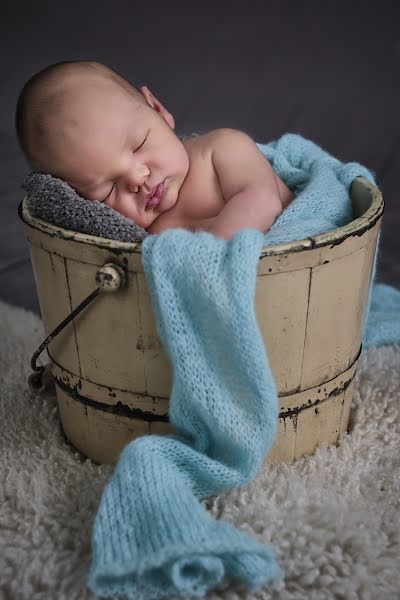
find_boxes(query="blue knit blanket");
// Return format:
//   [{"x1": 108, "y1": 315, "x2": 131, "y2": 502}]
[{"x1": 86, "y1": 134, "x2": 400, "y2": 599}]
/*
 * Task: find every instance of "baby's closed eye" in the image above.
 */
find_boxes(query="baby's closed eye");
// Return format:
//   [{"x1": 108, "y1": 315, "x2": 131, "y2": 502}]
[{"x1": 98, "y1": 184, "x2": 115, "y2": 203}]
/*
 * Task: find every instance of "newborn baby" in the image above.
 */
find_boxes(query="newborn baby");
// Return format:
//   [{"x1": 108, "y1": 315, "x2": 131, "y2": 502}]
[{"x1": 16, "y1": 60, "x2": 294, "y2": 240}]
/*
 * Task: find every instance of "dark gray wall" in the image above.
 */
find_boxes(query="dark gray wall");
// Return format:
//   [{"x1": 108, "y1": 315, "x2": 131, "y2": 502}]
[{"x1": 1, "y1": 0, "x2": 399, "y2": 314}]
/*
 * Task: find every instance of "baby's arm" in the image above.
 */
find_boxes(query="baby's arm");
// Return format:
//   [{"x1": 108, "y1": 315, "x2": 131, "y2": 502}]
[{"x1": 204, "y1": 129, "x2": 283, "y2": 240}]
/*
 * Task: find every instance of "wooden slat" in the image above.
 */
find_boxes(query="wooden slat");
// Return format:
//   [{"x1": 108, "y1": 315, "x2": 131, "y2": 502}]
[
  {"x1": 300, "y1": 247, "x2": 365, "y2": 389},
  {"x1": 29, "y1": 245, "x2": 80, "y2": 376},
  {"x1": 265, "y1": 415, "x2": 297, "y2": 464},
  {"x1": 56, "y1": 387, "x2": 150, "y2": 464},
  {"x1": 51, "y1": 361, "x2": 170, "y2": 415},
  {"x1": 254, "y1": 268, "x2": 310, "y2": 394},
  {"x1": 293, "y1": 391, "x2": 344, "y2": 459},
  {"x1": 136, "y1": 272, "x2": 173, "y2": 397},
  {"x1": 354, "y1": 221, "x2": 381, "y2": 344},
  {"x1": 66, "y1": 260, "x2": 146, "y2": 390},
  {"x1": 338, "y1": 377, "x2": 355, "y2": 437},
  {"x1": 266, "y1": 356, "x2": 358, "y2": 464}
]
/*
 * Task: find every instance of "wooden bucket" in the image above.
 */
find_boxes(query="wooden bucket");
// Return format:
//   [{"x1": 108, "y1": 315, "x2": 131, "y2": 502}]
[{"x1": 18, "y1": 177, "x2": 384, "y2": 465}]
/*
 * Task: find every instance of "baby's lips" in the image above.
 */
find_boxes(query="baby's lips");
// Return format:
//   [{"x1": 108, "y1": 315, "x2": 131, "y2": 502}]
[{"x1": 146, "y1": 181, "x2": 165, "y2": 209}]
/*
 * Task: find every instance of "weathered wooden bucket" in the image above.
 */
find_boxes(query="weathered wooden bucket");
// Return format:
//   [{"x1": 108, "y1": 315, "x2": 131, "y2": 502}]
[{"x1": 18, "y1": 177, "x2": 383, "y2": 465}]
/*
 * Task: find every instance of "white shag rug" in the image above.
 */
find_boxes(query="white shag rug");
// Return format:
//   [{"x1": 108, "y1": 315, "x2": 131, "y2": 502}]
[{"x1": 1, "y1": 299, "x2": 400, "y2": 600}]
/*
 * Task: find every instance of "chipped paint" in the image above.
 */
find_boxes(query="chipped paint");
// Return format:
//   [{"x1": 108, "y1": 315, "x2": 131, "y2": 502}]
[
  {"x1": 54, "y1": 377, "x2": 169, "y2": 422},
  {"x1": 136, "y1": 334, "x2": 162, "y2": 350},
  {"x1": 278, "y1": 374, "x2": 354, "y2": 421}
]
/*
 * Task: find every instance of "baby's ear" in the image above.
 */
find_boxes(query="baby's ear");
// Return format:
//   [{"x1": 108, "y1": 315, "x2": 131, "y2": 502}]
[
  {"x1": 139, "y1": 85, "x2": 154, "y2": 105},
  {"x1": 167, "y1": 112, "x2": 175, "y2": 130},
  {"x1": 140, "y1": 86, "x2": 175, "y2": 129}
]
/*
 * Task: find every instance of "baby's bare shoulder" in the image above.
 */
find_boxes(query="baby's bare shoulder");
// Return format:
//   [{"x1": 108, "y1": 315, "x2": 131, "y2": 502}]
[
  {"x1": 193, "y1": 128, "x2": 251, "y2": 152},
  {"x1": 183, "y1": 128, "x2": 249, "y2": 155}
]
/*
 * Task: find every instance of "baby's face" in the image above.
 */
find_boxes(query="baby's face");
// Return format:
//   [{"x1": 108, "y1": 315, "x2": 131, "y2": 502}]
[{"x1": 48, "y1": 77, "x2": 190, "y2": 229}]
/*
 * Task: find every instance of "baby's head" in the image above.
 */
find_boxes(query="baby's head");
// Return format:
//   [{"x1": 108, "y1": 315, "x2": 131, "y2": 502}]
[{"x1": 15, "y1": 60, "x2": 189, "y2": 228}]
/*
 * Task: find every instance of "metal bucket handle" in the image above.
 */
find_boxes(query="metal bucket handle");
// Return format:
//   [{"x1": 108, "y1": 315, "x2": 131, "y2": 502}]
[{"x1": 28, "y1": 262, "x2": 126, "y2": 394}]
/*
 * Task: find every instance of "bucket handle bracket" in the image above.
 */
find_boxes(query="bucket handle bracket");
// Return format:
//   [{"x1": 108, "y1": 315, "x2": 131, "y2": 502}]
[{"x1": 28, "y1": 262, "x2": 126, "y2": 394}]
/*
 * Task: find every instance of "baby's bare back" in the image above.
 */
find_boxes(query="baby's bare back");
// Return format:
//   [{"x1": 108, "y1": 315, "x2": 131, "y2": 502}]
[{"x1": 147, "y1": 131, "x2": 293, "y2": 235}]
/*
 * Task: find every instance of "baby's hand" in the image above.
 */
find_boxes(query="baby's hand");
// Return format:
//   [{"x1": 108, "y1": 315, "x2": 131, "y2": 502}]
[{"x1": 205, "y1": 186, "x2": 282, "y2": 240}]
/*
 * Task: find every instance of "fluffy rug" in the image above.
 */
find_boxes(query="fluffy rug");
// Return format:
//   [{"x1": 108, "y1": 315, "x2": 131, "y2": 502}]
[{"x1": 1, "y1": 299, "x2": 400, "y2": 600}]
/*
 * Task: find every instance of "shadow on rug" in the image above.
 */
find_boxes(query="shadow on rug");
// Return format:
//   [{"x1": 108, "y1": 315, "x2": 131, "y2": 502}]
[{"x1": 1, "y1": 299, "x2": 399, "y2": 600}]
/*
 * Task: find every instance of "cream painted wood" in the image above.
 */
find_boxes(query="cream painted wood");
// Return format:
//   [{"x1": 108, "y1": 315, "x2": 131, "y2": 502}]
[
  {"x1": 65, "y1": 260, "x2": 146, "y2": 391},
  {"x1": 136, "y1": 272, "x2": 173, "y2": 397},
  {"x1": 56, "y1": 387, "x2": 151, "y2": 463},
  {"x1": 338, "y1": 377, "x2": 355, "y2": 437},
  {"x1": 354, "y1": 221, "x2": 381, "y2": 341},
  {"x1": 23, "y1": 220, "x2": 144, "y2": 273},
  {"x1": 293, "y1": 390, "x2": 345, "y2": 459},
  {"x1": 18, "y1": 177, "x2": 384, "y2": 465},
  {"x1": 300, "y1": 247, "x2": 365, "y2": 389},
  {"x1": 149, "y1": 421, "x2": 176, "y2": 436},
  {"x1": 254, "y1": 268, "x2": 310, "y2": 394},
  {"x1": 56, "y1": 389, "x2": 93, "y2": 456},
  {"x1": 265, "y1": 356, "x2": 358, "y2": 464},
  {"x1": 52, "y1": 351, "x2": 358, "y2": 465},
  {"x1": 51, "y1": 361, "x2": 170, "y2": 416},
  {"x1": 266, "y1": 412, "x2": 297, "y2": 464},
  {"x1": 28, "y1": 245, "x2": 80, "y2": 375}
]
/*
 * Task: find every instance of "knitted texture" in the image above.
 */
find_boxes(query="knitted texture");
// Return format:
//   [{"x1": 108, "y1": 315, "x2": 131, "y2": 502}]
[
  {"x1": 362, "y1": 280, "x2": 400, "y2": 348},
  {"x1": 22, "y1": 173, "x2": 149, "y2": 243},
  {"x1": 87, "y1": 229, "x2": 282, "y2": 599},
  {"x1": 83, "y1": 133, "x2": 398, "y2": 599},
  {"x1": 257, "y1": 133, "x2": 375, "y2": 245},
  {"x1": 257, "y1": 135, "x2": 400, "y2": 348}
]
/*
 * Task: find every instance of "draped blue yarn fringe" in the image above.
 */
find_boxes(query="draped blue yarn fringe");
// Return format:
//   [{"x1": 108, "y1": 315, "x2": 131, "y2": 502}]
[{"x1": 87, "y1": 134, "x2": 400, "y2": 600}]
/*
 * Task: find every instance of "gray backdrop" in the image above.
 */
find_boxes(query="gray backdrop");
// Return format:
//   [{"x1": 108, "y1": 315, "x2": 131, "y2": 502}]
[{"x1": 1, "y1": 0, "x2": 399, "y2": 314}]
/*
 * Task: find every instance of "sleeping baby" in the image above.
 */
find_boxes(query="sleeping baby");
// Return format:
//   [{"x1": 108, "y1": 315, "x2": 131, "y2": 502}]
[{"x1": 15, "y1": 60, "x2": 294, "y2": 240}]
